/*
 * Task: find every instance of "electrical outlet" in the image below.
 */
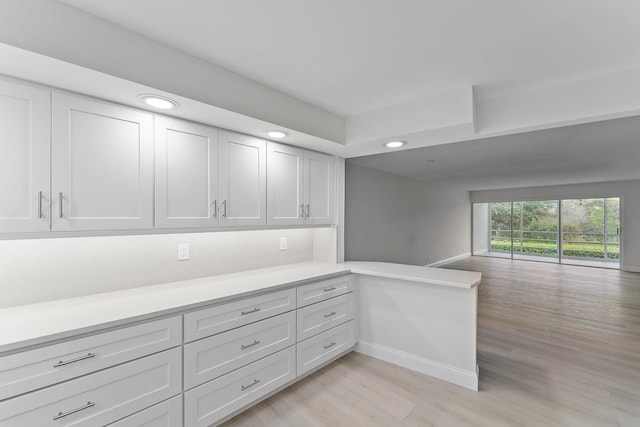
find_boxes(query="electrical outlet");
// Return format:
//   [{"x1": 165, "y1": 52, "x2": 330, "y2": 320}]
[
  {"x1": 280, "y1": 237, "x2": 288, "y2": 250},
  {"x1": 178, "y1": 243, "x2": 190, "y2": 261}
]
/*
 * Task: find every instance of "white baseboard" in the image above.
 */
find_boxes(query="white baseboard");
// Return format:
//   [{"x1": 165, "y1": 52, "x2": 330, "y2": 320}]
[
  {"x1": 426, "y1": 252, "x2": 471, "y2": 267},
  {"x1": 354, "y1": 340, "x2": 479, "y2": 391},
  {"x1": 621, "y1": 264, "x2": 640, "y2": 273}
]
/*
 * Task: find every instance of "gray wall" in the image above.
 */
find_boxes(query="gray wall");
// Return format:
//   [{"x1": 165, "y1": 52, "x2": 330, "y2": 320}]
[
  {"x1": 471, "y1": 179, "x2": 640, "y2": 272},
  {"x1": 345, "y1": 164, "x2": 471, "y2": 265}
]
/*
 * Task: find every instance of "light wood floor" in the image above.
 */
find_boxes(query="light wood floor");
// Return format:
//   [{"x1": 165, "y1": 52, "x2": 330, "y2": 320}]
[{"x1": 222, "y1": 257, "x2": 640, "y2": 426}]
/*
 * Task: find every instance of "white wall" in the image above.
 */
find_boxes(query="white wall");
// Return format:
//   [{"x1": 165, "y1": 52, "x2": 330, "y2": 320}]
[
  {"x1": 471, "y1": 179, "x2": 640, "y2": 272},
  {"x1": 345, "y1": 164, "x2": 470, "y2": 265},
  {"x1": 0, "y1": 228, "x2": 326, "y2": 308},
  {"x1": 472, "y1": 203, "x2": 490, "y2": 254}
]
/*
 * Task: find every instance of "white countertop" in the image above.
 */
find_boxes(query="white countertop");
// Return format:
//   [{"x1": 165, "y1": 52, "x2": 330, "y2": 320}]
[
  {"x1": 0, "y1": 260, "x2": 480, "y2": 354},
  {"x1": 345, "y1": 261, "x2": 481, "y2": 289}
]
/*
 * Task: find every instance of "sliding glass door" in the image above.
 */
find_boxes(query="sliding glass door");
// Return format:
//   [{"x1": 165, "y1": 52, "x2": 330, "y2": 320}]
[
  {"x1": 473, "y1": 198, "x2": 620, "y2": 268},
  {"x1": 561, "y1": 198, "x2": 620, "y2": 267},
  {"x1": 512, "y1": 200, "x2": 559, "y2": 262}
]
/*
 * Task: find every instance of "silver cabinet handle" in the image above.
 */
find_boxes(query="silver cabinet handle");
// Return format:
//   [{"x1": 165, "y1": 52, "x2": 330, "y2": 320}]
[
  {"x1": 305, "y1": 204, "x2": 310, "y2": 218},
  {"x1": 241, "y1": 340, "x2": 261, "y2": 350},
  {"x1": 324, "y1": 341, "x2": 337, "y2": 350},
  {"x1": 323, "y1": 287, "x2": 336, "y2": 292},
  {"x1": 241, "y1": 379, "x2": 260, "y2": 391},
  {"x1": 58, "y1": 192, "x2": 63, "y2": 218},
  {"x1": 53, "y1": 401, "x2": 95, "y2": 420},
  {"x1": 212, "y1": 199, "x2": 217, "y2": 218},
  {"x1": 53, "y1": 352, "x2": 96, "y2": 368},
  {"x1": 300, "y1": 204, "x2": 304, "y2": 218},
  {"x1": 37, "y1": 191, "x2": 43, "y2": 219},
  {"x1": 324, "y1": 311, "x2": 337, "y2": 318},
  {"x1": 241, "y1": 307, "x2": 260, "y2": 316},
  {"x1": 222, "y1": 200, "x2": 227, "y2": 218}
]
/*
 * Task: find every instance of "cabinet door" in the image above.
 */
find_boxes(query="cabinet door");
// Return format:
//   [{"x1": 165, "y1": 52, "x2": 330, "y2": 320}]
[
  {"x1": 304, "y1": 151, "x2": 335, "y2": 224},
  {"x1": 51, "y1": 93, "x2": 153, "y2": 231},
  {"x1": 218, "y1": 131, "x2": 266, "y2": 226},
  {"x1": 267, "y1": 142, "x2": 304, "y2": 225},
  {"x1": 0, "y1": 79, "x2": 50, "y2": 233},
  {"x1": 155, "y1": 117, "x2": 219, "y2": 229}
]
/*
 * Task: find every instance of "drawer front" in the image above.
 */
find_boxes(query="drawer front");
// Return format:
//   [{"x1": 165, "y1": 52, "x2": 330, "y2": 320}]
[
  {"x1": 297, "y1": 293, "x2": 354, "y2": 341},
  {"x1": 107, "y1": 396, "x2": 182, "y2": 427},
  {"x1": 184, "y1": 288, "x2": 295, "y2": 342},
  {"x1": 184, "y1": 311, "x2": 295, "y2": 390},
  {"x1": 296, "y1": 275, "x2": 354, "y2": 307},
  {"x1": 0, "y1": 347, "x2": 181, "y2": 427},
  {"x1": 0, "y1": 316, "x2": 182, "y2": 400},
  {"x1": 297, "y1": 320, "x2": 355, "y2": 376},
  {"x1": 185, "y1": 346, "x2": 295, "y2": 427}
]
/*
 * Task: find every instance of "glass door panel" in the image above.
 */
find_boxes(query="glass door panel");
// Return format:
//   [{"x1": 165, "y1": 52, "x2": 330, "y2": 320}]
[
  {"x1": 489, "y1": 202, "x2": 513, "y2": 259},
  {"x1": 561, "y1": 198, "x2": 620, "y2": 267},
  {"x1": 513, "y1": 200, "x2": 559, "y2": 262}
]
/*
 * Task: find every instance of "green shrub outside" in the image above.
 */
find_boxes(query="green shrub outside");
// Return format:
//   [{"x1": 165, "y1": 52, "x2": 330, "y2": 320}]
[{"x1": 490, "y1": 240, "x2": 619, "y2": 260}]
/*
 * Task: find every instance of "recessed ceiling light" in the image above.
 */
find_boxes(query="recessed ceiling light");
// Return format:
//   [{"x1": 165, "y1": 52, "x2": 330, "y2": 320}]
[
  {"x1": 138, "y1": 94, "x2": 179, "y2": 110},
  {"x1": 384, "y1": 140, "x2": 406, "y2": 148},
  {"x1": 267, "y1": 130, "x2": 289, "y2": 139}
]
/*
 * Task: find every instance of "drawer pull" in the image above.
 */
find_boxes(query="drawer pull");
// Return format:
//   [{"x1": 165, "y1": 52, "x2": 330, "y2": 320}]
[
  {"x1": 53, "y1": 401, "x2": 95, "y2": 420},
  {"x1": 241, "y1": 378, "x2": 260, "y2": 391},
  {"x1": 241, "y1": 340, "x2": 261, "y2": 350},
  {"x1": 241, "y1": 307, "x2": 261, "y2": 316},
  {"x1": 323, "y1": 286, "x2": 337, "y2": 292},
  {"x1": 324, "y1": 311, "x2": 337, "y2": 318},
  {"x1": 324, "y1": 341, "x2": 337, "y2": 350},
  {"x1": 53, "y1": 353, "x2": 96, "y2": 368}
]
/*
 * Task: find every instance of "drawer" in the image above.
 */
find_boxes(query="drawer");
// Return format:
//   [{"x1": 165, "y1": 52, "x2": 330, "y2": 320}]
[
  {"x1": 0, "y1": 316, "x2": 182, "y2": 400},
  {"x1": 184, "y1": 288, "x2": 295, "y2": 342},
  {"x1": 297, "y1": 293, "x2": 354, "y2": 341},
  {"x1": 297, "y1": 275, "x2": 354, "y2": 307},
  {"x1": 184, "y1": 311, "x2": 295, "y2": 390},
  {"x1": 297, "y1": 320, "x2": 355, "y2": 376},
  {"x1": 106, "y1": 396, "x2": 182, "y2": 427},
  {"x1": 185, "y1": 346, "x2": 295, "y2": 427},
  {"x1": 0, "y1": 347, "x2": 181, "y2": 427}
]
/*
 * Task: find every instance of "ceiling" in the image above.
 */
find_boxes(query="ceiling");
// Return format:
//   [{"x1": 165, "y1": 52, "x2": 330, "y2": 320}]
[
  {"x1": 34, "y1": 1, "x2": 640, "y2": 190},
  {"x1": 60, "y1": 0, "x2": 640, "y2": 117},
  {"x1": 348, "y1": 115, "x2": 640, "y2": 190}
]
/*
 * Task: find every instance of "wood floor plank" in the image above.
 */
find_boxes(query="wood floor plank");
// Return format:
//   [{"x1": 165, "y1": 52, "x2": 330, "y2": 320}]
[{"x1": 222, "y1": 257, "x2": 640, "y2": 426}]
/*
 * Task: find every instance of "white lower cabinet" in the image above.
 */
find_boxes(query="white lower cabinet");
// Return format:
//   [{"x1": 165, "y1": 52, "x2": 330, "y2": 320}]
[
  {"x1": 0, "y1": 316, "x2": 181, "y2": 400},
  {"x1": 0, "y1": 347, "x2": 181, "y2": 426},
  {"x1": 297, "y1": 320, "x2": 356, "y2": 376},
  {"x1": 0, "y1": 275, "x2": 357, "y2": 427},
  {"x1": 107, "y1": 396, "x2": 182, "y2": 427},
  {"x1": 184, "y1": 346, "x2": 296, "y2": 427},
  {"x1": 184, "y1": 311, "x2": 296, "y2": 390},
  {"x1": 296, "y1": 293, "x2": 354, "y2": 341}
]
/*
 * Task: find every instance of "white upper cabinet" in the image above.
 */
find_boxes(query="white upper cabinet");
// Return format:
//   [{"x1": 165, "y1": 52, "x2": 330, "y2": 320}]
[
  {"x1": 304, "y1": 150, "x2": 335, "y2": 224},
  {"x1": 51, "y1": 93, "x2": 154, "y2": 231},
  {"x1": 155, "y1": 117, "x2": 219, "y2": 229},
  {"x1": 267, "y1": 142, "x2": 335, "y2": 225},
  {"x1": 219, "y1": 130, "x2": 267, "y2": 227},
  {"x1": 0, "y1": 79, "x2": 50, "y2": 233},
  {"x1": 267, "y1": 143, "x2": 305, "y2": 225}
]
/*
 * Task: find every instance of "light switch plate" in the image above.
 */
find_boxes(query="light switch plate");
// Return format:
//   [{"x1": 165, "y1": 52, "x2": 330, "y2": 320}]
[{"x1": 279, "y1": 237, "x2": 287, "y2": 250}]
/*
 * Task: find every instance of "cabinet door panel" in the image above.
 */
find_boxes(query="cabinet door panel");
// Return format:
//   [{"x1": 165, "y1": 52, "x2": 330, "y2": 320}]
[
  {"x1": 51, "y1": 93, "x2": 153, "y2": 231},
  {"x1": 0, "y1": 79, "x2": 50, "y2": 232},
  {"x1": 267, "y1": 142, "x2": 304, "y2": 225},
  {"x1": 155, "y1": 117, "x2": 218, "y2": 228},
  {"x1": 304, "y1": 151, "x2": 334, "y2": 225},
  {"x1": 219, "y1": 131, "x2": 266, "y2": 226}
]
